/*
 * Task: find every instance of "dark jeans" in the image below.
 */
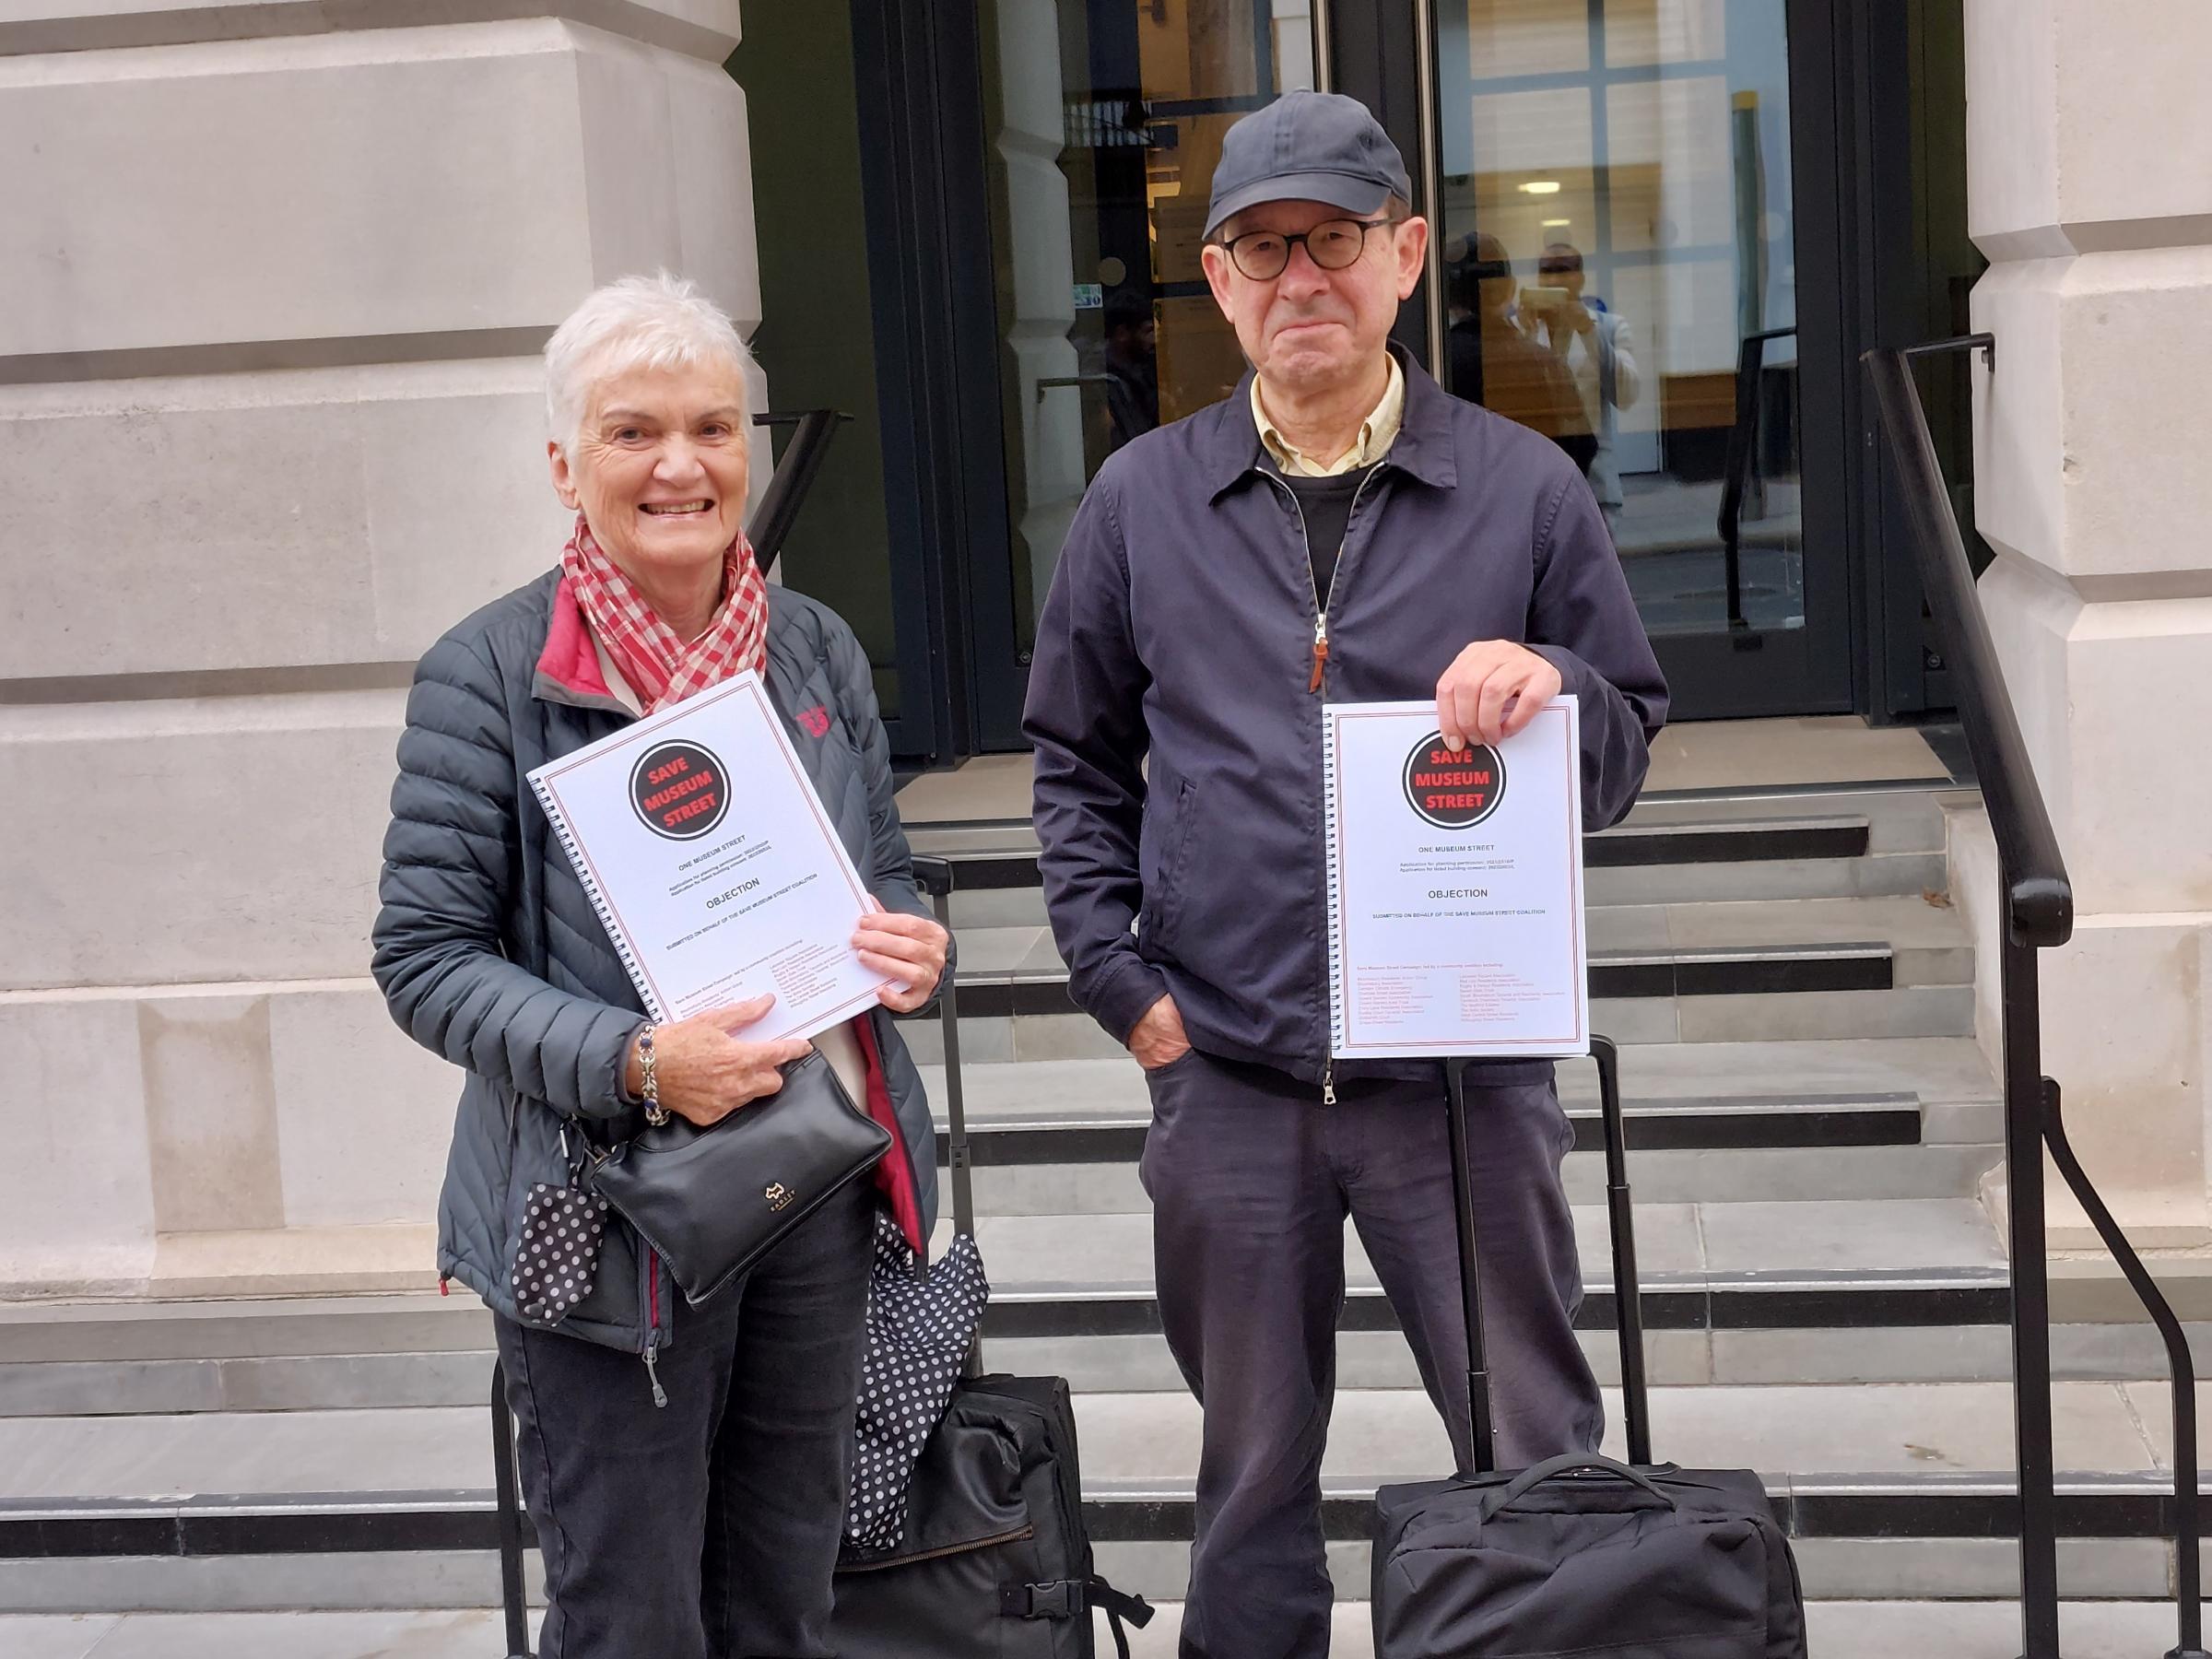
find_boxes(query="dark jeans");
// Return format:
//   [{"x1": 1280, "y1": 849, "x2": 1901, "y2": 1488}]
[
  {"x1": 495, "y1": 1177, "x2": 875, "y2": 1659},
  {"x1": 1140, "y1": 1049, "x2": 1602, "y2": 1659}
]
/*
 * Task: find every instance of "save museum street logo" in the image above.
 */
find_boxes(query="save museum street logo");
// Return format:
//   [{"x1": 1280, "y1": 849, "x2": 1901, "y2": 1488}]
[
  {"x1": 629, "y1": 739, "x2": 731, "y2": 841},
  {"x1": 1402, "y1": 731, "x2": 1506, "y2": 830}
]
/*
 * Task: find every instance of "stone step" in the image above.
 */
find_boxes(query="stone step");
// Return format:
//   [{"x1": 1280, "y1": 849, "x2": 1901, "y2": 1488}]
[
  {"x1": 12, "y1": 1225, "x2": 2198, "y2": 1418},
  {"x1": 0, "y1": 1382, "x2": 2196, "y2": 1506},
  {"x1": 919, "y1": 1035, "x2": 2006, "y2": 1127},
  {"x1": 2, "y1": 1601, "x2": 2204, "y2": 1658},
  {"x1": 4, "y1": 1197, "x2": 2081, "y2": 1411},
  {"x1": 904, "y1": 778, "x2": 1962, "y2": 841},
  {"x1": 17, "y1": 1300, "x2": 2196, "y2": 1414},
  {"x1": 946, "y1": 1122, "x2": 2004, "y2": 1212},
  {"x1": 5, "y1": 1382, "x2": 2212, "y2": 1611},
  {"x1": 946, "y1": 1120, "x2": 2004, "y2": 1212},
  {"x1": 943, "y1": 892, "x2": 1976, "y2": 1005},
  {"x1": 908, "y1": 787, "x2": 1965, "y2": 927},
  {"x1": 7, "y1": 1538, "x2": 2211, "y2": 1618},
  {"x1": 912, "y1": 1037, "x2": 2005, "y2": 1208},
  {"x1": 900, "y1": 985, "x2": 1980, "y2": 1065}
]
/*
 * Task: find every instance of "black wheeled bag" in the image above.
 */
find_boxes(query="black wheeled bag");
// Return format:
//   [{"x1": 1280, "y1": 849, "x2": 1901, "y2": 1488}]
[
  {"x1": 1371, "y1": 1040, "x2": 1807, "y2": 1658},
  {"x1": 830, "y1": 857, "x2": 1153, "y2": 1658}
]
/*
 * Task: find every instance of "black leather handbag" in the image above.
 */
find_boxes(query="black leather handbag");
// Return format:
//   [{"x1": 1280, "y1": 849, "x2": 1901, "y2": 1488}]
[{"x1": 588, "y1": 1048, "x2": 893, "y2": 1306}]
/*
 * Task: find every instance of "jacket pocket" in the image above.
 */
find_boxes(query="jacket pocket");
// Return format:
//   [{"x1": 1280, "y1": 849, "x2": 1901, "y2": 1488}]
[{"x1": 1136, "y1": 775, "x2": 1196, "y2": 959}]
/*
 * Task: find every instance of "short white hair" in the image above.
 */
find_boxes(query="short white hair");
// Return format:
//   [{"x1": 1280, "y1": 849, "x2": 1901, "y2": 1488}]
[{"x1": 544, "y1": 272, "x2": 755, "y2": 452}]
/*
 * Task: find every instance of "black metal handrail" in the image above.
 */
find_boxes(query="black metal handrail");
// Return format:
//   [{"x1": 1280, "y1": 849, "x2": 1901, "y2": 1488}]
[
  {"x1": 1716, "y1": 325, "x2": 1797, "y2": 629},
  {"x1": 1865, "y1": 339, "x2": 2204, "y2": 1659},
  {"x1": 747, "y1": 408, "x2": 852, "y2": 574},
  {"x1": 1884, "y1": 338, "x2": 2070, "y2": 948}
]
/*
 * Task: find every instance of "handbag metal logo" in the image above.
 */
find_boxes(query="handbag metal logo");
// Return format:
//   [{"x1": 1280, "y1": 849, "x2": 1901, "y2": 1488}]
[{"x1": 765, "y1": 1182, "x2": 794, "y2": 1211}]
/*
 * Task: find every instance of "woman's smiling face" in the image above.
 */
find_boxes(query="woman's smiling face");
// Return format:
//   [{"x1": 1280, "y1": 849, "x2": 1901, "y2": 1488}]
[{"x1": 550, "y1": 359, "x2": 752, "y2": 585}]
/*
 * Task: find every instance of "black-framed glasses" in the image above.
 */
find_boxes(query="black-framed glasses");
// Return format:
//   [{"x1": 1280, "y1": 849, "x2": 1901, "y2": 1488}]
[{"x1": 1214, "y1": 216, "x2": 1404, "y2": 281}]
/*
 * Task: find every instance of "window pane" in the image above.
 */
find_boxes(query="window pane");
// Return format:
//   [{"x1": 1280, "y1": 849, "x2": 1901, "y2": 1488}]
[
  {"x1": 1458, "y1": 0, "x2": 1591, "y2": 78},
  {"x1": 1604, "y1": 0, "x2": 1727, "y2": 70},
  {"x1": 1439, "y1": 0, "x2": 1804, "y2": 638},
  {"x1": 979, "y1": 1, "x2": 1314, "y2": 654}
]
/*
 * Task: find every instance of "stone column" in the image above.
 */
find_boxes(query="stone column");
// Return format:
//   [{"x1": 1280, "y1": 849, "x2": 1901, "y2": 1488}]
[
  {"x1": 1959, "y1": 0, "x2": 2212, "y2": 1249},
  {"x1": 986, "y1": 0, "x2": 1087, "y2": 634},
  {"x1": 0, "y1": 2, "x2": 759, "y2": 1297}
]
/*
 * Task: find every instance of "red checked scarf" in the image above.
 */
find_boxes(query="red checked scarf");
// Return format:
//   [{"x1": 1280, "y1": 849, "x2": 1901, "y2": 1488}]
[{"x1": 559, "y1": 512, "x2": 769, "y2": 712}]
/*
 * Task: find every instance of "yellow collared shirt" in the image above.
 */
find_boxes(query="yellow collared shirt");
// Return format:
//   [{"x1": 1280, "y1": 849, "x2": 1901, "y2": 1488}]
[{"x1": 1252, "y1": 353, "x2": 1405, "y2": 477}]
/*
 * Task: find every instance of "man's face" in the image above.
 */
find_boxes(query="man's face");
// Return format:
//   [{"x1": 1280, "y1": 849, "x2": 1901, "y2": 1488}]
[
  {"x1": 1539, "y1": 253, "x2": 1586, "y2": 300},
  {"x1": 1202, "y1": 198, "x2": 1428, "y2": 396}
]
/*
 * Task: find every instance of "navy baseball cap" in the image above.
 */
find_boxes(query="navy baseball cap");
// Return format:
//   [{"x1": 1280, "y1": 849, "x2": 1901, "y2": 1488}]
[{"x1": 1204, "y1": 89, "x2": 1413, "y2": 241}]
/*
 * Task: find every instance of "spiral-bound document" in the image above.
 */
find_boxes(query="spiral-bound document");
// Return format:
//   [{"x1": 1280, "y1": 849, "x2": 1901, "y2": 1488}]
[
  {"x1": 1323, "y1": 696, "x2": 1588, "y2": 1059},
  {"x1": 527, "y1": 672, "x2": 891, "y2": 1041}
]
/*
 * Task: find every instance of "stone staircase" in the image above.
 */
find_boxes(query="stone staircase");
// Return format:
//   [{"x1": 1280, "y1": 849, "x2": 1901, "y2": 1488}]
[{"x1": 2, "y1": 778, "x2": 2206, "y2": 1648}]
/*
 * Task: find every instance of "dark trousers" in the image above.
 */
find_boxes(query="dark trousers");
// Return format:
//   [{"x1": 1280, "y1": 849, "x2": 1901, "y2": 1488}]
[
  {"x1": 494, "y1": 1177, "x2": 875, "y2": 1659},
  {"x1": 1140, "y1": 1050, "x2": 1602, "y2": 1659}
]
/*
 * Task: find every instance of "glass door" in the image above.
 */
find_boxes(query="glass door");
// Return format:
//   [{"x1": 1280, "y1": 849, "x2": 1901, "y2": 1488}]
[
  {"x1": 1427, "y1": 0, "x2": 1853, "y2": 718},
  {"x1": 965, "y1": 0, "x2": 1318, "y2": 747}
]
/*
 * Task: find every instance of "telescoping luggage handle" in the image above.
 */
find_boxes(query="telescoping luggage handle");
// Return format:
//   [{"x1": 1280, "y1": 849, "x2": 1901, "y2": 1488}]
[
  {"x1": 478, "y1": 407, "x2": 855, "y2": 1659},
  {"x1": 1448, "y1": 1038, "x2": 1652, "y2": 1476},
  {"x1": 910, "y1": 856, "x2": 981, "y2": 1381},
  {"x1": 489, "y1": 1358, "x2": 534, "y2": 1658},
  {"x1": 907, "y1": 854, "x2": 1158, "y2": 1656}
]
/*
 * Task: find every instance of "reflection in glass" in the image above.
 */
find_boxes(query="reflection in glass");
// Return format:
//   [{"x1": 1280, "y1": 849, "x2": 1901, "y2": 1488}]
[
  {"x1": 1436, "y1": 0, "x2": 1801, "y2": 639},
  {"x1": 979, "y1": 2, "x2": 1314, "y2": 656}
]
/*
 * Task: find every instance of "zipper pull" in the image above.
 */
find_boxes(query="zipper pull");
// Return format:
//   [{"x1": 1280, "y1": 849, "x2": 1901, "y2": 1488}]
[
  {"x1": 1322, "y1": 1060, "x2": 1337, "y2": 1107},
  {"x1": 643, "y1": 1340, "x2": 668, "y2": 1408},
  {"x1": 1309, "y1": 614, "x2": 1330, "y2": 693}
]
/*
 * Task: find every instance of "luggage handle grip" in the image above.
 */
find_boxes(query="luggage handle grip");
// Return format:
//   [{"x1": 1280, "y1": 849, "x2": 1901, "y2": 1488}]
[{"x1": 1478, "y1": 1452, "x2": 1679, "y2": 1520}]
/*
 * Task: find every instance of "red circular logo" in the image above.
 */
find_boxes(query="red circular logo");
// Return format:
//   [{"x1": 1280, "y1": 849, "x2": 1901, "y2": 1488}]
[
  {"x1": 630, "y1": 740, "x2": 730, "y2": 840},
  {"x1": 1403, "y1": 732, "x2": 1506, "y2": 830}
]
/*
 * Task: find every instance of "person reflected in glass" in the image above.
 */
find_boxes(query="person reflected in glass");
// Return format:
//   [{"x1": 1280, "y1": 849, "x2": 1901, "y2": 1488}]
[
  {"x1": 1444, "y1": 233, "x2": 1596, "y2": 476},
  {"x1": 1101, "y1": 289, "x2": 1160, "y2": 452},
  {"x1": 1525, "y1": 242, "x2": 1641, "y2": 531}
]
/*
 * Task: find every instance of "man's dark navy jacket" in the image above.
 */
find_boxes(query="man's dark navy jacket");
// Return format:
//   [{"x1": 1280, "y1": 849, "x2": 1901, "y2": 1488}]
[{"x1": 1023, "y1": 349, "x2": 1668, "y2": 1087}]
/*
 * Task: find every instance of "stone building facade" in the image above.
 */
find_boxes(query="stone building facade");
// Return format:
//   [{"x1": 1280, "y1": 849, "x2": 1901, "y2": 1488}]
[
  {"x1": 1, "y1": 0, "x2": 2207, "y2": 1302},
  {"x1": 0, "y1": 1, "x2": 760, "y2": 1296},
  {"x1": 1956, "y1": 0, "x2": 2212, "y2": 1251}
]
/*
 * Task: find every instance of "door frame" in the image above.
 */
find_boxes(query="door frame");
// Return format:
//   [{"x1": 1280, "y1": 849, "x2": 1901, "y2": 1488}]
[{"x1": 1327, "y1": 0, "x2": 1943, "y2": 724}]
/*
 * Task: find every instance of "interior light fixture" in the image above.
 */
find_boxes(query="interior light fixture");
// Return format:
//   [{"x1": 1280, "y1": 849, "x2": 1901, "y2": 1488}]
[
  {"x1": 1519, "y1": 180, "x2": 1561, "y2": 195},
  {"x1": 1541, "y1": 218, "x2": 1571, "y2": 228}
]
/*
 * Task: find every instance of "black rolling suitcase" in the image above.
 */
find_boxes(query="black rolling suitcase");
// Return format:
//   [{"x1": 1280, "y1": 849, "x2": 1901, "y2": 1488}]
[
  {"x1": 1371, "y1": 1039, "x2": 1807, "y2": 1658},
  {"x1": 829, "y1": 856, "x2": 1153, "y2": 1658}
]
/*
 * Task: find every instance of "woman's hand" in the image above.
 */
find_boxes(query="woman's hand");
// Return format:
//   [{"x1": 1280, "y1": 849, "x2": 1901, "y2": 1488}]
[
  {"x1": 853, "y1": 908, "x2": 951, "y2": 1015},
  {"x1": 627, "y1": 994, "x2": 811, "y2": 1128}
]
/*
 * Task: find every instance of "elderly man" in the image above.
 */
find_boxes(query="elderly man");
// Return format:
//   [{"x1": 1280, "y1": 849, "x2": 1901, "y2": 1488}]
[{"x1": 1024, "y1": 92, "x2": 1666, "y2": 1657}]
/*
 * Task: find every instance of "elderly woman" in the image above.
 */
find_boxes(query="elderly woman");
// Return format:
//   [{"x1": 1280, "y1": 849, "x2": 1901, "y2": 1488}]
[{"x1": 371, "y1": 274, "x2": 949, "y2": 1659}]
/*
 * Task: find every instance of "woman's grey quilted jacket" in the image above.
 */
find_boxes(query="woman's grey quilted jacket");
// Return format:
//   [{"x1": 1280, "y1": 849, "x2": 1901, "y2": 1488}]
[{"x1": 371, "y1": 570, "x2": 942, "y2": 1358}]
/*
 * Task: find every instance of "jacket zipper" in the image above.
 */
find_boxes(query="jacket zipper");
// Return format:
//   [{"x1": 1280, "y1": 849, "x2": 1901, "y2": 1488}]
[
  {"x1": 643, "y1": 1248, "x2": 667, "y2": 1407},
  {"x1": 1265, "y1": 465, "x2": 1382, "y2": 696},
  {"x1": 1262, "y1": 462, "x2": 1383, "y2": 1105}
]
